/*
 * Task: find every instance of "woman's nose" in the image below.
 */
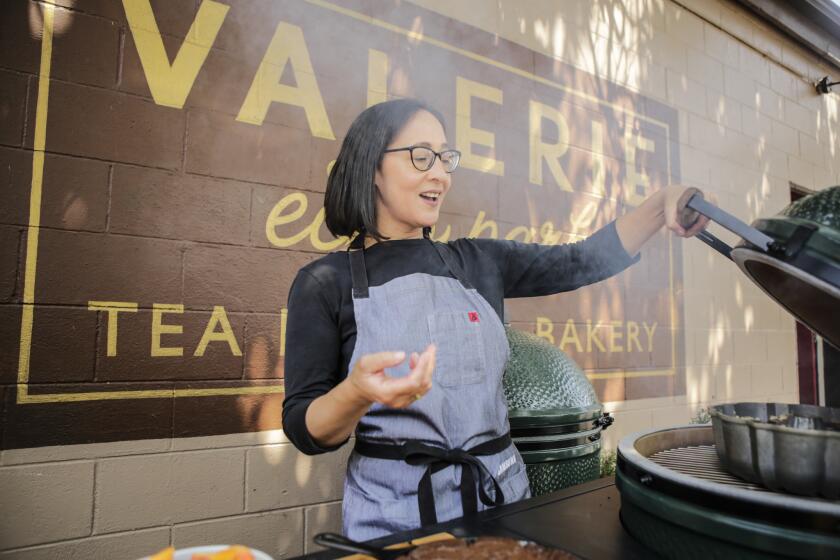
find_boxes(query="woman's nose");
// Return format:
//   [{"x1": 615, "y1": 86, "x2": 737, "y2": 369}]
[{"x1": 427, "y1": 156, "x2": 449, "y2": 181}]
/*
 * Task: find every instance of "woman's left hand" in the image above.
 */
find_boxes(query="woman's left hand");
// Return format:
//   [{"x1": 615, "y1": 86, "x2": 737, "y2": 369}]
[
  {"x1": 662, "y1": 185, "x2": 714, "y2": 238},
  {"x1": 617, "y1": 184, "x2": 716, "y2": 256}
]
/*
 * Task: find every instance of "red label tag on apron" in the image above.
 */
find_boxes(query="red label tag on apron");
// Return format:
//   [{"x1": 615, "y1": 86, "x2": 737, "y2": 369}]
[{"x1": 468, "y1": 312, "x2": 479, "y2": 322}]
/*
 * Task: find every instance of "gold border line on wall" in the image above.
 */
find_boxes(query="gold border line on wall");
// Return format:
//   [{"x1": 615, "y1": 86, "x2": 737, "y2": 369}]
[{"x1": 16, "y1": 0, "x2": 679, "y2": 404}]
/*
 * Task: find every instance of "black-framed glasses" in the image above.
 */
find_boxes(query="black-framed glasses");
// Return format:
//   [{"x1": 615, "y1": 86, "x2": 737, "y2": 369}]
[{"x1": 383, "y1": 145, "x2": 462, "y2": 173}]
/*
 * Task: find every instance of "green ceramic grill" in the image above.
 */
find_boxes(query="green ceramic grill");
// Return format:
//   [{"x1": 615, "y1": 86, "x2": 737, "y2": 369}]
[
  {"x1": 503, "y1": 327, "x2": 612, "y2": 496},
  {"x1": 613, "y1": 186, "x2": 840, "y2": 559}
]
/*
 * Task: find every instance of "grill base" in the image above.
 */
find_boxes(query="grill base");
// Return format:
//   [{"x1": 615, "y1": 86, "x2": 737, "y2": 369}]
[
  {"x1": 617, "y1": 425, "x2": 840, "y2": 560},
  {"x1": 524, "y1": 451, "x2": 600, "y2": 497},
  {"x1": 619, "y1": 486, "x2": 789, "y2": 560}
]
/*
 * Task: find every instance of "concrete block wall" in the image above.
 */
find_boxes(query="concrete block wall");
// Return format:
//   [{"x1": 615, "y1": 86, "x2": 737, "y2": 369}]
[
  {"x1": 1, "y1": 0, "x2": 837, "y2": 558},
  {"x1": 0, "y1": 433, "x2": 349, "y2": 558}
]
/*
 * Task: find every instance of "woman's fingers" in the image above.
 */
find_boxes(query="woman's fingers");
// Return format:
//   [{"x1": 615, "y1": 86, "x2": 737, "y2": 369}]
[
  {"x1": 356, "y1": 350, "x2": 406, "y2": 374},
  {"x1": 353, "y1": 345, "x2": 438, "y2": 408},
  {"x1": 378, "y1": 371, "x2": 425, "y2": 406},
  {"x1": 374, "y1": 345, "x2": 437, "y2": 408},
  {"x1": 685, "y1": 214, "x2": 711, "y2": 237},
  {"x1": 685, "y1": 191, "x2": 716, "y2": 237},
  {"x1": 406, "y1": 345, "x2": 435, "y2": 394},
  {"x1": 666, "y1": 186, "x2": 719, "y2": 238}
]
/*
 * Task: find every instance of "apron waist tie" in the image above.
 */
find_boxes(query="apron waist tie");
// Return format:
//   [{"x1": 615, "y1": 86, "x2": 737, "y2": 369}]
[{"x1": 354, "y1": 433, "x2": 512, "y2": 527}]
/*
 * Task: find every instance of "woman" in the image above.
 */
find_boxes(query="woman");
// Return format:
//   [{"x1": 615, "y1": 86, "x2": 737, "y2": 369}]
[{"x1": 281, "y1": 98, "x2": 708, "y2": 541}]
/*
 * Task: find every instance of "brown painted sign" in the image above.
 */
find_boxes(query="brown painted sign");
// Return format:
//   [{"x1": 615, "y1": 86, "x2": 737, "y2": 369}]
[{"x1": 1, "y1": 0, "x2": 683, "y2": 449}]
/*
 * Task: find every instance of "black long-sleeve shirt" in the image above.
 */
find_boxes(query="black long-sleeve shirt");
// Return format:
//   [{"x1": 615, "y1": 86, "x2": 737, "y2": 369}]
[{"x1": 281, "y1": 222, "x2": 639, "y2": 455}]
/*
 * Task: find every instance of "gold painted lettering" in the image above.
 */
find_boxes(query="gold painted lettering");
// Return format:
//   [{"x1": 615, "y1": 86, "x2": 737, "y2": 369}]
[
  {"x1": 468, "y1": 211, "x2": 498, "y2": 239},
  {"x1": 608, "y1": 320, "x2": 624, "y2": 352},
  {"x1": 623, "y1": 115, "x2": 655, "y2": 206},
  {"x1": 279, "y1": 308, "x2": 287, "y2": 357},
  {"x1": 586, "y1": 320, "x2": 606, "y2": 352},
  {"x1": 559, "y1": 319, "x2": 583, "y2": 353},
  {"x1": 539, "y1": 221, "x2": 565, "y2": 245},
  {"x1": 123, "y1": 0, "x2": 229, "y2": 109},
  {"x1": 367, "y1": 49, "x2": 388, "y2": 107},
  {"x1": 643, "y1": 321, "x2": 658, "y2": 352},
  {"x1": 455, "y1": 77, "x2": 504, "y2": 175},
  {"x1": 265, "y1": 192, "x2": 310, "y2": 248},
  {"x1": 263, "y1": 195, "x2": 592, "y2": 250},
  {"x1": 535, "y1": 317, "x2": 554, "y2": 344},
  {"x1": 237, "y1": 21, "x2": 335, "y2": 139},
  {"x1": 265, "y1": 192, "x2": 347, "y2": 251},
  {"x1": 88, "y1": 301, "x2": 138, "y2": 357},
  {"x1": 627, "y1": 321, "x2": 643, "y2": 352},
  {"x1": 151, "y1": 304, "x2": 184, "y2": 357},
  {"x1": 194, "y1": 306, "x2": 242, "y2": 356},
  {"x1": 569, "y1": 201, "x2": 598, "y2": 236},
  {"x1": 591, "y1": 121, "x2": 605, "y2": 195},
  {"x1": 529, "y1": 100, "x2": 572, "y2": 191},
  {"x1": 429, "y1": 224, "x2": 452, "y2": 243},
  {"x1": 504, "y1": 226, "x2": 534, "y2": 242}
]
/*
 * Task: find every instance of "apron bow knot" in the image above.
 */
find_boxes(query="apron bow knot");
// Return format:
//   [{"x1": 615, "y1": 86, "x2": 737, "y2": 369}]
[{"x1": 355, "y1": 434, "x2": 511, "y2": 527}]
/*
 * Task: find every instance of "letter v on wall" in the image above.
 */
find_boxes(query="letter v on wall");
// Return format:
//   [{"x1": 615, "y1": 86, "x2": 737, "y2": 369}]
[{"x1": 123, "y1": 0, "x2": 229, "y2": 109}]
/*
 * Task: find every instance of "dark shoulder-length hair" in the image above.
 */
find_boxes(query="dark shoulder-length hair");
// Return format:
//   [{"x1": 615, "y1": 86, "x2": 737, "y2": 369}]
[{"x1": 324, "y1": 98, "x2": 446, "y2": 241}]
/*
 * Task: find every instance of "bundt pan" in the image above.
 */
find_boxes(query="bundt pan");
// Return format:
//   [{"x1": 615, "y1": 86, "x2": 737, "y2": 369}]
[{"x1": 710, "y1": 402, "x2": 840, "y2": 498}]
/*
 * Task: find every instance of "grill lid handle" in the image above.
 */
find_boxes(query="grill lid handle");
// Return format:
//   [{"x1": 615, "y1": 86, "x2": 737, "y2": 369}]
[
  {"x1": 676, "y1": 188, "x2": 780, "y2": 259},
  {"x1": 594, "y1": 413, "x2": 614, "y2": 431}
]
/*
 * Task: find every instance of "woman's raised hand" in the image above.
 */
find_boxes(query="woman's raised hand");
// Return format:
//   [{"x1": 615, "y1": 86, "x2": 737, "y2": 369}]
[
  {"x1": 348, "y1": 344, "x2": 436, "y2": 409},
  {"x1": 663, "y1": 185, "x2": 715, "y2": 238}
]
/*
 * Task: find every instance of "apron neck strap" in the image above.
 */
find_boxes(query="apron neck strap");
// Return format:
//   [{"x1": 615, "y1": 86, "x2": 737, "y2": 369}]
[
  {"x1": 348, "y1": 233, "x2": 369, "y2": 298},
  {"x1": 347, "y1": 230, "x2": 475, "y2": 299},
  {"x1": 429, "y1": 240, "x2": 474, "y2": 290}
]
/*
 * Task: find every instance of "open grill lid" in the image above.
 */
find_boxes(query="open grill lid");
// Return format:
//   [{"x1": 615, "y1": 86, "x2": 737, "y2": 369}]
[{"x1": 679, "y1": 186, "x2": 840, "y2": 349}]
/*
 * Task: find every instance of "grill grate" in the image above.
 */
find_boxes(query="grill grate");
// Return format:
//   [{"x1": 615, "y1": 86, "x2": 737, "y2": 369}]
[{"x1": 649, "y1": 444, "x2": 771, "y2": 492}]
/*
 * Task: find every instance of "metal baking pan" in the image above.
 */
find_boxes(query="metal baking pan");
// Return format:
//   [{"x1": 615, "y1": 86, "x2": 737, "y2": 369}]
[{"x1": 710, "y1": 402, "x2": 840, "y2": 498}]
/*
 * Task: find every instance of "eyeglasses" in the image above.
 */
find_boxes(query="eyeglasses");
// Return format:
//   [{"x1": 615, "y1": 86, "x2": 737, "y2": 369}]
[{"x1": 382, "y1": 145, "x2": 462, "y2": 173}]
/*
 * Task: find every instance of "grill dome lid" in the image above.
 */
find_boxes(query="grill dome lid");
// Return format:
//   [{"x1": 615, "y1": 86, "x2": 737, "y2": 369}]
[
  {"x1": 503, "y1": 327, "x2": 601, "y2": 426},
  {"x1": 679, "y1": 186, "x2": 840, "y2": 348}
]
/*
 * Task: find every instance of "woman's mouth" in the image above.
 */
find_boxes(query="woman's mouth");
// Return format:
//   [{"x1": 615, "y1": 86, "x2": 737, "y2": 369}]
[{"x1": 419, "y1": 192, "x2": 441, "y2": 206}]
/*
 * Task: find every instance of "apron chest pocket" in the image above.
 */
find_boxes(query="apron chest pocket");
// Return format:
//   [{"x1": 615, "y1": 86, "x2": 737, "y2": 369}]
[{"x1": 428, "y1": 311, "x2": 487, "y2": 387}]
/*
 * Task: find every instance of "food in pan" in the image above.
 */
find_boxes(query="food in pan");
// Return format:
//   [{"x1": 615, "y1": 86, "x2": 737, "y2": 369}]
[{"x1": 403, "y1": 536, "x2": 578, "y2": 559}]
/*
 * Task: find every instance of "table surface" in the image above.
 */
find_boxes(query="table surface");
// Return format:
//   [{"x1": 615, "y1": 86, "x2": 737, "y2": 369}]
[{"x1": 300, "y1": 477, "x2": 658, "y2": 560}]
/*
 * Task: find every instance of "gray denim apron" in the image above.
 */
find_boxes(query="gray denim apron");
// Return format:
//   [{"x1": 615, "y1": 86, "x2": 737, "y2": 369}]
[{"x1": 342, "y1": 232, "x2": 531, "y2": 541}]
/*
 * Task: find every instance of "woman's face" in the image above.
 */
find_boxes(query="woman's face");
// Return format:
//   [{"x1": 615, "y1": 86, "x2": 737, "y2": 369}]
[{"x1": 374, "y1": 110, "x2": 451, "y2": 239}]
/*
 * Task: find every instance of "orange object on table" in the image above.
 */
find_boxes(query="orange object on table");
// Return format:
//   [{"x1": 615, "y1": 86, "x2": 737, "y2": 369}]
[
  {"x1": 191, "y1": 545, "x2": 255, "y2": 560},
  {"x1": 146, "y1": 545, "x2": 255, "y2": 560},
  {"x1": 149, "y1": 547, "x2": 174, "y2": 560}
]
